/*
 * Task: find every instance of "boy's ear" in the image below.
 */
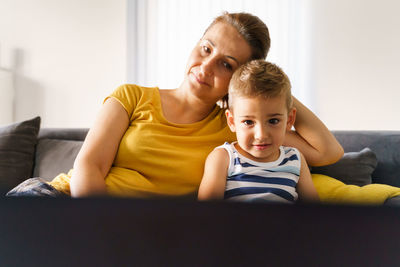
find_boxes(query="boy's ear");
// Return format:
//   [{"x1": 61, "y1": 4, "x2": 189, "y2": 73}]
[
  {"x1": 225, "y1": 109, "x2": 236, "y2": 132},
  {"x1": 286, "y1": 107, "x2": 296, "y2": 131}
]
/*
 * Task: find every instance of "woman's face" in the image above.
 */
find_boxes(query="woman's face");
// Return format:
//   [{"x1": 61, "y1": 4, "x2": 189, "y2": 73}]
[{"x1": 183, "y1": 22, "x2": 252, "y2": 103}]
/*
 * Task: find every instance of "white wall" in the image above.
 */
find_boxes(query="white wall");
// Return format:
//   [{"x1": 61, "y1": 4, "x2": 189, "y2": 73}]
[
  {"x1": 308, "y1": 0, "x2": 400, "y2": 130},
  {"x1": 0, "y1": 0, "x2": 127, "y2": 127}
]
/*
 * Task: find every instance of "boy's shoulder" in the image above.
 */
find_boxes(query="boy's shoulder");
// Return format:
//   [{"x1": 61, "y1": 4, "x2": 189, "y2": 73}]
[
  {"x1": 282, "y1": 146, "x2": 300, "y2": 155},
  {"x1": 214, "y1": 142, "x2": 235, "y2": 153},
  {"x1": 281, "y1": 146, "x2": 302, "y2": 163}
]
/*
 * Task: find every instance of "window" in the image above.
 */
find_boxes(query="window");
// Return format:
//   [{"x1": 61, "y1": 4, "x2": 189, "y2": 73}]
[{"x1": 127, "y1": 0, "x2": 313, "y2": 107}]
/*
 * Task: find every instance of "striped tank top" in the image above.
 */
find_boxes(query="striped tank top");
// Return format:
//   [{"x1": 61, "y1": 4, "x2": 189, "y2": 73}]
[{"x1": 220, "y1": 142, "x2": 300, "y2": 203}]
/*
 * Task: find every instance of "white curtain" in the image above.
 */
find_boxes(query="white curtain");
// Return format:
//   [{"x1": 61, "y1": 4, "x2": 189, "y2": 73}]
[{"x1": 127, "y1": 0, "x2": 313, "y2": 107}]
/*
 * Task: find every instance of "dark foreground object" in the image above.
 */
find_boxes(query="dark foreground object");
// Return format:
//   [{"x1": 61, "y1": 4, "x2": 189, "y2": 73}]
[{"x1": 0, "y1": 198, "x2": 399, "y2": 267}]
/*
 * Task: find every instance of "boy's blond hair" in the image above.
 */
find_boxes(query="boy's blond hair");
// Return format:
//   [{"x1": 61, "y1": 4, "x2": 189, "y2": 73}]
[{"x1": 228, "y1": 60, "x2": 292, "y2": 110}]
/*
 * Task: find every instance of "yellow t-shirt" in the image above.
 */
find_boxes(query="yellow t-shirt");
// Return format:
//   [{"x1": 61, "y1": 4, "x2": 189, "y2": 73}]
[{"x1": 101, "y1": 84, "x2": 235, "y2": 198}]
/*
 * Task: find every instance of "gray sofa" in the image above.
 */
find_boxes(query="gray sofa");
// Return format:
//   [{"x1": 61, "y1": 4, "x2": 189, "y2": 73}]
[
  {"x1": 33, "y1": 127, "x2": 88, "y2": 182},
  {"x1": 27, "y1": 129, "x2": 400, "y2": 205},
  {"x1": 34, "y1": 129, "x2": 400, "y2": 185},
  {"x1": 1, "y1": 116, "x2": 400, "y2": 200},
  {"x1": 36, "y1": 129, "x2": 400, "y2": 186},
  {"x1": 332, "y1": 131, "x2": 400, "y2": 187},
  {"x1": 0, "y1": 117, "x2": 87, "y2": 196}
]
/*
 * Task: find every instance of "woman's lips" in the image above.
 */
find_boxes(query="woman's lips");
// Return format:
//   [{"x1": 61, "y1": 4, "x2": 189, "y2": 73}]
[{"x1": 191, "y1": 72, "x2": 210, "y2": 87}]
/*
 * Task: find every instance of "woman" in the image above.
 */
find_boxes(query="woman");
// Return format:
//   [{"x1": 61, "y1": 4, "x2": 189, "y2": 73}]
[{"x1": 67, "y1": 12, "x2": 343, "y2": 198}]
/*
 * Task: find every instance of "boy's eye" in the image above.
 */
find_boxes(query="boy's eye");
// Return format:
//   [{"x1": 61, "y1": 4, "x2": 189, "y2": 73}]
[
  {"x1": 243, "y1": 120, "x2": 254, "y2": 126},
  {"x1": 269, "y1": 118, "x2": 280, "y2": 125}
]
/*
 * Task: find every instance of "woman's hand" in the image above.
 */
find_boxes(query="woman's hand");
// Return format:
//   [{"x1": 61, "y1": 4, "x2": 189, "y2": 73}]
[
  {"x1": 70, "y1": 98, "x2": 129, "y2": 197},
  {"x1": 284, "y1": 97, "x2": 344, "y2": 167}
]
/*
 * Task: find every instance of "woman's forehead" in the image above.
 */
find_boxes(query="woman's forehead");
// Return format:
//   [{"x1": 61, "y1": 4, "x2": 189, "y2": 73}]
[{"x1": 203, "y1": 22, "x2": 251, "y2": 64}]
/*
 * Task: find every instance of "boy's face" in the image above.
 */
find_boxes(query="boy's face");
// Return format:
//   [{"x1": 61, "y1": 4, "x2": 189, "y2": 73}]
[{"x1": 226, "y1": 95, "x2": 296, "y2": 162}]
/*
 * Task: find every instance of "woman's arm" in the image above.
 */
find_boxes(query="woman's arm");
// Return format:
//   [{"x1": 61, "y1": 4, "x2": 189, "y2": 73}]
[
  {"x1": 297, "y1": 153, "x2": 319, "y2": 203},
  {"x1": 70, "y1": 98, "x2": 129, "y2": 197},
  {"x1": 198, "y1": 149, "x2": 230, "y2": 200},
  {"x1": 284, "y1": 97, "x2": 344, "y2": 166}
]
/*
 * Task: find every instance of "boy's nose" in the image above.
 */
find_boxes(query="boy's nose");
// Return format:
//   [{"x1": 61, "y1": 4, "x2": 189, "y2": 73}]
[{"x1": 254, "y1": 125, "x2": 268, "y2": 140}]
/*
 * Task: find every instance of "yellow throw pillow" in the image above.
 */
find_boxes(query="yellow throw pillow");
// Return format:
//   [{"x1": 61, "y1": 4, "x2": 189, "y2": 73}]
[
  {"x1": 312, "y1": 174, "x2": 400, "y2": 205},
  {"x1": 48, "y1": 169, "x2": 73, "y2": 196}
]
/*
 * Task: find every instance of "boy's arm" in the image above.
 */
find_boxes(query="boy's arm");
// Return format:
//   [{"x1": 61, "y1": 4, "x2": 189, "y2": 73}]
[
  {"x1": 297, "y1": 152, "x2": 320, "y2": 203},
  {"x1": 198, "y1": 148, "x2": 230, "y2": 201}
]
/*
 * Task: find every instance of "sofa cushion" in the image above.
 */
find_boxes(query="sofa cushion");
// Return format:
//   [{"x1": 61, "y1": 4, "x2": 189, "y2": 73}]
[
  {"x1": 0, "y1": 116, "x2": 41, "y2": 195},
  {"x1": 311, "y1": 147, "x2": 377, "y2": 186},
  {"x1": 33, "y1": 139, "x2": 83, "y2": 181}
]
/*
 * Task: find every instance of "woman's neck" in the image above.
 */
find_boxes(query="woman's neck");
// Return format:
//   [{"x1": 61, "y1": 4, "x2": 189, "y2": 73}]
[{"x1": 159, "y1": 87, "x2": 217, "y2": 124}]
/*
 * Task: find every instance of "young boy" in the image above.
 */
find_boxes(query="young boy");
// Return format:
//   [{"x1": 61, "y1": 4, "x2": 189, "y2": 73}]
[{"x1": 198, "y1": 60, "x2": 319, "y2": 203}]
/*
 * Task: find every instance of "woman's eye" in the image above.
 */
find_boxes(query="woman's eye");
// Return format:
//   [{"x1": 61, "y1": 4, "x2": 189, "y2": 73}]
[
  {"x1": 269, "y1": 118, "x2": 280, "y2": 125},
  {"x1": 202, "y1": 46, "x2": 211, "y2": 54},
  {"x1": 222, "y1": 61, "x2": 232, "y2": 70},
  {"x1": 243, "y1": 120, "x2": 254, "y2": 126}
]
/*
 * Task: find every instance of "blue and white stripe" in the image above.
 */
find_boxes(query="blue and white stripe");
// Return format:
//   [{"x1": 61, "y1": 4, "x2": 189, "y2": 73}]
[{"x1": 219, "y1": 142, "x2": 300, "y2": 203}]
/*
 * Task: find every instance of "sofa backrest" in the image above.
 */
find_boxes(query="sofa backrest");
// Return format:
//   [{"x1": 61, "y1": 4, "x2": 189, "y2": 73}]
[
  {"x1": 333, "y1": 131, "x2": 400, "y2": 187},
  {"x1": 33, "y1": 128, "x2": 88, "y2": 181},
  {"x1": 33, "y1": 129, "x2": 400, "y2": 187}
]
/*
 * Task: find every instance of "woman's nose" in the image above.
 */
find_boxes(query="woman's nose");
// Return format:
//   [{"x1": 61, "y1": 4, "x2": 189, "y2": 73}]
[{"x1": 200, "y1": 57, "x2": 215, "y2": 76}]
